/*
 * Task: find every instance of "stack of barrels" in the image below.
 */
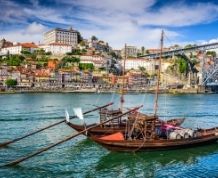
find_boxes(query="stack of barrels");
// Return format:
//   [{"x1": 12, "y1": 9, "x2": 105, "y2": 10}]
[{"x1": 169, "y1": 129, "x2": 197, "y2": 139}]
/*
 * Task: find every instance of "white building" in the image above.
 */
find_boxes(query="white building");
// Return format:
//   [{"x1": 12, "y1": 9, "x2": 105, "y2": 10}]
[
  {"x1": 121, "y1": 46, "x2": 138, "y2": 58},
  {"x1": 80, "y1": 55, "x2": 108, "y2": 68},
  {"x1": 122, "y1": 58, "x2": 173, "y2": 74},
  {"x1": 1, "y1": 43, "x2": 38, "y2": 55},
  {"x1": 44, "y1": 27, "x2": 78, "y2": 47},
  {"x1": 40, "y1": 43, "x2": 72, "y2": 55},
  {"x1": 121, "y1": 58, "x2": 157, "y2": 73}
]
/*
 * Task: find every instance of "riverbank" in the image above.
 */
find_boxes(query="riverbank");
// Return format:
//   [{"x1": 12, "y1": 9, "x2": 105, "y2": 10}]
[{"x1": 0, "y1": 87, "x2": 215, "y2": 94}]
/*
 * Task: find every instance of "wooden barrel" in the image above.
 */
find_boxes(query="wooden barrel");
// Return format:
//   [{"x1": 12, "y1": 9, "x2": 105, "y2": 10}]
[
  {"x1": 176, "y1": 129, "x2": 189, "y2": 138},
  {"x1": 184, "y1": 129, "x2": 194, "y2": 137},
  {"x1": 169, "y1": 131, "x2": 182, "y2": 139}
]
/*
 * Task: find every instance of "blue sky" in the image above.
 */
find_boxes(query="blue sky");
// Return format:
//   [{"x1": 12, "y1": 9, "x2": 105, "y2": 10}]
[{"x1": 1, "y1": 0, "x2": 218, "y2": 49}]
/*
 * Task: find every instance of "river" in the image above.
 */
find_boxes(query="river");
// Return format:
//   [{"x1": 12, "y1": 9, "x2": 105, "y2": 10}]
[{"x1": 0, "y1": 93, "x2": 218, "y2": 178}]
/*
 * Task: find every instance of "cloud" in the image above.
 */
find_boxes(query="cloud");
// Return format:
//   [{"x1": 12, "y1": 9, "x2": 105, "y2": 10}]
[
  {"x1": 1, "y1": 0, "x2": 218, "y2": 48},
  {"x1": 26, "y1": 22, "x2": 48, "y2": 34},
  {"x1": 0, "y1": 22, "x2": 48, "y2": 44},
  {"x1": 138, "y1": 2, "x2": 218, "y2": 26}
]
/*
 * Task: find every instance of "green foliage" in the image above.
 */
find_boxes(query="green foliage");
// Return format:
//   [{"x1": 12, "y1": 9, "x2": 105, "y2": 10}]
[
  {"x1": 137, "y1": 53, "x2": 142, "y2": 57},
  {"x1": 141, "y1": 46, "x2": 145, "y2": 54},
  {"x1": 79, "y1": 63, "x2": 94, "y2": 71},
  {"x1": 45, "y1": 51, "x2": 52, "y2": 55},
  {"x1": 5, "y1": 79, "x2": 17, "y2": 88},
  {"x1": 138, "y1": 66, "x2": 146, "y2": 72},
  {"x1": 77, "y1": 32, "x2": 83, "y2": 43},
  {"x1": 66, "y1": 52, "x2": 73, "y2": 55},
  {"x1": 60, "y1": 56, "x2": 80, "y2": 67},
  {"x1": 145, "y1": 50, "x2": 150, "y2": 54},
  {"x1": 21, "y1": 49, "x2": 37, "y2": 60},
  {"x1": 98, "y1": 67, "x2": 106, "y2": 71},
  {"x1": 177, "y1": 57, "x2": 188, "y2": 74},
  {"x1": 0, "y1": 56, "x2": 4, "y2": 64},
  {"x1": 191, "y1": 58, "x2": 199, "y2": 65},
  {"x1": 62, "y1": 56, "x2": 80, "y2": 63},
  {"x1": 38, "y1": 55, "x2": 49, "y2": 62},
  {"x1": 109, "y1": 51, "x2": 118, "y2": 59},
  {"x1": 79, "y1": 41, "x2": 86, "y2": 46},
  {"x1": 72, "y1": 49, "x2": 82, "y2": 55},
  {"x1": 21, "y1": 49, "x2": 31, "y2": 55},
  {"x1": 35, "y1": 49, "x2": 46, "y2": 55},
  {"x1": 206, "y1": 51, "x2": 216, "y2": 57},
  {"x1": 81, "y1": 49, "x2": 87, "y2": 54},
  {"x1": 68, "y1": 48, "x2": 87, "y2": 55},
  {"x1": 184, "y1": 44, "x2": 196, "y2": 49},
  {"x1": 91, "y1": 35, "x2": 98, "y2": 41},
  {"x1": 7, "y1": 55, "x2": 24, "y2": 66}
]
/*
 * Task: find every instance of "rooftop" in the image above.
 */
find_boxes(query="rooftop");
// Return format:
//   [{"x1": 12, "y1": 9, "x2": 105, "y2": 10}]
[{"x1": 45, "y1": 27, "x2": 78, "y2": 34}]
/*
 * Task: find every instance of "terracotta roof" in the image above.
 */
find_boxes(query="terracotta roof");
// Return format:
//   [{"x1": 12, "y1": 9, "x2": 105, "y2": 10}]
[
  {"x1": 35, "y1": 69, "x2": 50, "y2": 77},
  {"x1": 21, "y1": 43, "x2": 38, "y2": 48}
]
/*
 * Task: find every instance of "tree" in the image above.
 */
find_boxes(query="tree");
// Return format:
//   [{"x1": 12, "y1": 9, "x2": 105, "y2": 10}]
[
  {"x1": 137, "y1": 53, "x2": 142, "y2": 57},
  {"x1": 79, "y1": 63, "x2": 94, "y2": 71},
  {"x1": 45, "y1": 51, "x2": 52, "y2": 55},
  {"x1": 79, "y1": 41, "x2": 86, "y2": 46},
  {"x1": 77, "y1": 32, "x2": 83, "y2": 43},
  {"x1": 7, "y1": 55, "x2": 24, "y2": 66},
  {"x1": 71, "y1": 49, "x2": 82, "y2": 55},
  {"x1": 206, "y1": 51, "x2": 216, "y2": 57},
  {"x1": 81, "y1": 49, "x2": 87, "y2": 54},
  {"x1": 138, "y1": 66, "x2": 146, "y2": 72},
  {"x1": 109, "y1": 51, "x2": 118, "y2": 59},
  {"x1": 141, "y1": 46, "x2": 145, "y2": 54},
  {"x1": 61, "y1": 56, "x2": 80, "y2": 67},
  {"x1": 178, "y1": 57, "x2": 188, "y2": 74},
  {"x1": 21, "y1": 49, "x2": 31, "y2": 55},
  {"x1": 35, "y1": 49, "x2": 46, "y2": 55},
  {"x1": 91, "y1": 35, "x2": 98, "y2": 41},
  {"x1": 184, "y1": 44, "x2": 196, "y2": 49},
  {"x1": 5, "y1": 79, "x2": 17, "y2": 88}
]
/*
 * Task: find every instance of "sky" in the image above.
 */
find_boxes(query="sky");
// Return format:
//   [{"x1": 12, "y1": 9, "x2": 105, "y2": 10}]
[{"x1": 1, "y1": 0, "x2": 218, "y2": 49}]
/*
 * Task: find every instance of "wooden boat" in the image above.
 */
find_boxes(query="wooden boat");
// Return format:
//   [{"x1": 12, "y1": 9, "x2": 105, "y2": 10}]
[
  {"x1": 84, "y1": 31, "x2": 218, "y2": 152},
  {"x1": 90, "y1": 127, "x2": 218, "y2": 152},
  {"x1": 66, "y1": 112, "x2": 185, "y2": 137}
]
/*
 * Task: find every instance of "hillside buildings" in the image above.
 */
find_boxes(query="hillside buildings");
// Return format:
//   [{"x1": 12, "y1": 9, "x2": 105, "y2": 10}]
[
  {"x1": 122, "y1": 58, "x2": 156, "y2": 73},
  {"x1": 80, "y1": 55, "x2": 108, "y2": 68},
  {"x1": 1, "y1": 43, "x2": 38, "y2": 55},
  {"x1": 39, "y1": 43, "x2": 72, "y2": 55},
  {"x1": 121, "y1": 46, "x2": 138, "y2": 58},
  {"x1": 88, "y1": 40, "x2": 111, "y2": 53},
  {"x1": 0, "y1": 39, "x2": 13, "y2": 49},
  {"x1": 44, "y1": 27, "x2": 78, "y2": 47}
]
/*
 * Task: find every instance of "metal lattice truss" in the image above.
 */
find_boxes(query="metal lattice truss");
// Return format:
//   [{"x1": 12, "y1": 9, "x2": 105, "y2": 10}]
[
  {"x1": 140, "y1": 42, "x2": 218, "y2": 59},
  {"x1": 202, "y1": 58, "x2": 218, "y2": 86}
]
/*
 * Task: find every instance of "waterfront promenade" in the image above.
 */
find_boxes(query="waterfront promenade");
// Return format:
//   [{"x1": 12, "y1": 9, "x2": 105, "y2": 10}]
[{"x1": 0, "y1": 86, "x2": 204, "y2": 94}]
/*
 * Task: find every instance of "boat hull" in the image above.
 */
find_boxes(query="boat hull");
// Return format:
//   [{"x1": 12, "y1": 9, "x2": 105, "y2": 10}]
[
  {"x1": 91, "y1": 134, "x2": 218, "y2": 152},
  {"x1": 67, "y1": 122, "x2": 125, "y2": 136},
  {"x1": 66, "y1": 118, "x2": 185, "y2": 136}
]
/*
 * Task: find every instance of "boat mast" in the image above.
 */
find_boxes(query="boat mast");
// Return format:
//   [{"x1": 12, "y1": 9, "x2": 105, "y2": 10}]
[
  {"x1": 120, "y1": 43, "x2": 126, "y2": 111},
  {"x1": 154, "y1": 30, "x2": 164, "y2": 116}
]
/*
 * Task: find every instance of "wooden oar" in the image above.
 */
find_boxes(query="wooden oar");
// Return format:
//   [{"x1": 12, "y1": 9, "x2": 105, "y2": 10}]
[
  {"x1": 2, "y1": 105, "x2": 142, "y2": 167},
  {"x1": 0, "y1": 102, "x2": 113, "y2": 148}
]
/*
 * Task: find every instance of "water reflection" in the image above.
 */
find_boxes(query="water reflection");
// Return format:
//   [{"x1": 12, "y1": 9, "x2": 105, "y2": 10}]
[{"x1": 94, "y1": 143, "x2": 218, "y2": 177}]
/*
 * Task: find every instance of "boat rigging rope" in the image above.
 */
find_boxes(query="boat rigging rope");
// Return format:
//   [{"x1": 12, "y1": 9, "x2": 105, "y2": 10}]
[{"x1": 110, "y1": 91, "x2": 116, "y2": 109}]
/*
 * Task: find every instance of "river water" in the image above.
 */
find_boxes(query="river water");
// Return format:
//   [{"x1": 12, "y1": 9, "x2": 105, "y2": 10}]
[{"x1": 0, "y1": 93, "x2": 218, "y2": 178}]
